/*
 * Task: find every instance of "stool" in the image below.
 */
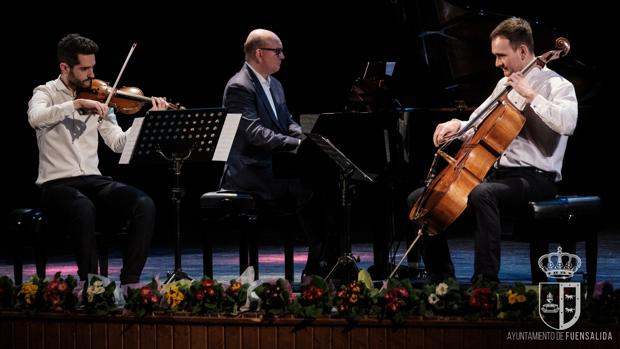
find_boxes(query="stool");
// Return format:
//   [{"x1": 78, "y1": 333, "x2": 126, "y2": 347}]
[
  {"x1": 7, "y1": 207, "x2": 127, "y2": 284},
  {"x1": 201, "y1": 190, "x2": 295, "y2": 282},
  {"x1": 504, "y1": 195, "x2": 602, "y2": 293}
]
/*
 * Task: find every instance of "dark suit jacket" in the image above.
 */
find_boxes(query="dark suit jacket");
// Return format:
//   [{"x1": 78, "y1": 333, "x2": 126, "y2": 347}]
[{"x1": 220, "y1": 63, "x2": 302, "y2": 200}]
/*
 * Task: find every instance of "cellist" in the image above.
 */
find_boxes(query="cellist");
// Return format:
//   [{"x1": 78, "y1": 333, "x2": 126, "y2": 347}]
[{"x1": 407, "y1": 17, "x2": 578, "y2": 283}]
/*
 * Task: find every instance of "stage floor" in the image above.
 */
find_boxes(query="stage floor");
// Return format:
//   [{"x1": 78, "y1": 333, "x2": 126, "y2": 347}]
[{"x1": 1, "y1": 229, "x2": 618, "y2": 286}]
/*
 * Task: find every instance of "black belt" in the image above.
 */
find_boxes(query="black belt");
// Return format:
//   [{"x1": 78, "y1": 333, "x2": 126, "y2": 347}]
[{"x1": 494, "y1": 167, "x2": 556, "y2": 181}]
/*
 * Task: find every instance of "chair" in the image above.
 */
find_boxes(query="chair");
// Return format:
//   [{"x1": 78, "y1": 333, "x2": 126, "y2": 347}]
[
  {"x1": 503, "y1": 195, "x2": 602, "y2": 293},
  {"x1": 200, "y1": 190, "x2": 295, "y2": 282},
  {"x1": 6, "y1": 207, "x2": 127, "y2": 284}
]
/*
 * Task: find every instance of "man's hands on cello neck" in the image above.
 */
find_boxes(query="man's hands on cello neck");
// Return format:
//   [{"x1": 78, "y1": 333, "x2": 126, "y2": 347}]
[
  {"x1": 506, "y1": 72, "x2": 537, "y2": 103},
  {"x1": 431, "y1": 71, "x2": 537, "y2": 148},
  {"x1": 433, "y1": 118, "x2": 462, "y2": 147}
]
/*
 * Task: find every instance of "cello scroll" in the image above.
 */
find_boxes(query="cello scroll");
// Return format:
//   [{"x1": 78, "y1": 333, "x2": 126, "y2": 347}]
[{"x1": 536, "y1": 37, "x2": 570, "y2": 67}]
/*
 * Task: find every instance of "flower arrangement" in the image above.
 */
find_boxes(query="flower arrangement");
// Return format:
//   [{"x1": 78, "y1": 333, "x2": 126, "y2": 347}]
[
  {"x1": 161, "y1": 279, "x2": 192, "y2": 312},
  {"x1": 5, "y1": 271, "x2": 620, "y2": 325},
  {"x1": 221, "y1": 279, "x2": 249, "y2": 315},
  {"x1": 420, "y1": 278, "x2": 464, "y2": 316},
  {"x1": 83, "y1": 275, "x2": 118, "y2": 315},
  {"x1": 124, "y1": 278, "x2": 162, "y2": 317},
  {"x1": 0, "y1": 276, "x2": 15, "y2": 309},
  {"x1": 333, "y1": 280, "x2": 379, "y2": 321},
  {"x1": 586, "y1": 281, "x2": 620, "y2": 323},
  {"x1": 289, "y1": 275, "x2": 331, "y2": 319},
  {"x1": 16, "y1": 275, "x2": 45, "y2": 314},
  {"x1": 378, "y1": 278, "x2": 421, "y2": 324},
  {"x1": 254, "y1": 278, "x2": 293, "y2": 317},
  {"x1": 41, "y1": 272, "x2": 77, "y2": 312},
  {"x1": 496, "y1": 283, "x2": 538, "y2": 320},
  {"x1": 189, "y1": 277, "x2": 224, "y2": 315}
]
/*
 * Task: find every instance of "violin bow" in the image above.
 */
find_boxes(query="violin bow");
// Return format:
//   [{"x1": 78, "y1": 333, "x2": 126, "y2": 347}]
[{"x1": 99, "y1": 43, "x2": 137, "y2": 121}]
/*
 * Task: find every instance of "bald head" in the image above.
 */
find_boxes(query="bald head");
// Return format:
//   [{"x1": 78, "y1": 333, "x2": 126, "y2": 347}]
[
  {"x1": 244, "y1": 29, "x2": 280, "y2": 62},
  {"x1": 243, "y1": 28, "x2": 284, "y2": 78}
]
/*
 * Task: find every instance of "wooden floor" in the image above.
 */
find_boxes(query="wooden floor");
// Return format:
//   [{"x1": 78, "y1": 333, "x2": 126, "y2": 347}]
[{"x1": 1, "y1": 229, "x2": 618, "y2": 287}]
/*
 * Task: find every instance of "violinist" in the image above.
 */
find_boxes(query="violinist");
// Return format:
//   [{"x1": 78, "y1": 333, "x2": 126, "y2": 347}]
[
  {"x1": 407, "y1": 18, "x2": 578, "y2": 284},
  {"x1": 27, "y1": 33, "x2": 168, "y2": 289}
]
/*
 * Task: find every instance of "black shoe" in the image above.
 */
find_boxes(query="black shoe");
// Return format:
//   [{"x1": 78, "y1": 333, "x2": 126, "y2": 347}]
[
  {"x1": 426, "y1": 270, "x2": 456, "y2": 284},
  {"x1": 470, "y1": 274, "x2": 500, "y2": 287}
]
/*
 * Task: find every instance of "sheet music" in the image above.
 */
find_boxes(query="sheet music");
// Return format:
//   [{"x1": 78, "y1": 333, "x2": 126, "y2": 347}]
[
  {"x1": 119, "y1": 117, "x2": 144, "y2": 164},
  {"x1": 212, "y1": 113, "x2": 241, "y2": 162},
  {"x1": 300, "y1": 114, "x2": 319, "y2": 133},
  {"x1": 305, "y1": 133, "x2": 373, "y2": 183}
]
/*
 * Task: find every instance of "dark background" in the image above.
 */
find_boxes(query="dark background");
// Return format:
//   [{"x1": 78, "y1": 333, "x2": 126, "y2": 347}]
[{"x1": 2, "y1": 0, "x2": 617, "y2": 248}]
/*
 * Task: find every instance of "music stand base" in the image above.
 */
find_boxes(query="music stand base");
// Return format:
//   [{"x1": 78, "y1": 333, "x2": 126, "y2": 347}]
[
  {"x1": 325, "y1": 253, "x2": 360, "y2": 285},
  {"x1": 164, "y1": 269, "x2": 193, "y2": 284},
  {"x1": 385, "y1": 264, "x2": 427, "y2": 280}
]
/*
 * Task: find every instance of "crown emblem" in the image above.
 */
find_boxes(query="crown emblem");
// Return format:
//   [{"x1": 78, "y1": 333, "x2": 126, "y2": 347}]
[{"x1": 537, "y1": 246, "x2": 581, "y2": 279}]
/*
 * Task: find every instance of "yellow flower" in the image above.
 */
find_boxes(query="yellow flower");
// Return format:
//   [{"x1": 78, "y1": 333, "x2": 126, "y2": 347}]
[
  {"x1": 86, "y1": 284, "x2": 105, "y2": 303},
  {"x1": 516, "y1": 294, "x2": 527, "y2": 303},
  {"x1": 349, "y1": 294, "x2": 358, "y2": 304},
  {"x1": 18, "y1": 282, "x2": 39, "y2": 305},
  {"x1": 508, "y1": 293, "x2": 517, "y2": 305},
  {"x1": 230, "y1": 281, "x2": 241, "y2": 292},
  {"x1": 165, "y1": 285, "x2": 185, "y2": 309}
]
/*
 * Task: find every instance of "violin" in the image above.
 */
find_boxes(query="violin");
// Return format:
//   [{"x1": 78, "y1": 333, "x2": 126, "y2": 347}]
[{"x1": 76, "y1": 79, "x2": 182, "y2": 115}]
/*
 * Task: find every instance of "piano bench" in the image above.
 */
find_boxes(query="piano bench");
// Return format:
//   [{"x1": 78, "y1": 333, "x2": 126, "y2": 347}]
[
  {"x1": 200, "y1": 190, "x2": 295, "y2": 282},
  {"x1": 6, "y1": 207, "x2": 128, "y2": 285},
  {"x1": 503, "y1": 195, "x2": 602, "y2": 292}
]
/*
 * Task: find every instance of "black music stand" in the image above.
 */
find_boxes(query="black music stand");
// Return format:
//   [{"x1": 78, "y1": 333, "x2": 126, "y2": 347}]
[
  {"x1": 301, "y1": 112, "x2": 401, "y2": 280},
  {"x1": 120, "y1": 107, "x2": 239, "y2": 283},
  {"x1": 305, "y1": 133, "x2": 374, "y2": 284}
]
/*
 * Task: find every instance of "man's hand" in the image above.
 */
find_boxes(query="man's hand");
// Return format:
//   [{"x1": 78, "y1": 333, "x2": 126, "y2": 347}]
[
  {"x1": 506, "y1": 72, "x2": 536, "y2": 103},
  {"x1": 433, "y1": 119, "x2": 461, "y2": 147},
  {"x1": 149, "y1": 97, "x2": 169, "y2": 111},
  {"x1": 74, "y1": 99, "x2": 109, "y2": 119}
]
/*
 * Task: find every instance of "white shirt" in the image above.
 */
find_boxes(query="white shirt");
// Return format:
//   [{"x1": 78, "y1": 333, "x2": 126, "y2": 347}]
[
  {"x1": 27, "y1": 77, "x2": 128, "y2": 185},
  {"x1": 459, "y1": 66, "x2": 578, "y2": 181},
  {"x1": 246, "y1": 62, "x2": 278, "y2": 119}
]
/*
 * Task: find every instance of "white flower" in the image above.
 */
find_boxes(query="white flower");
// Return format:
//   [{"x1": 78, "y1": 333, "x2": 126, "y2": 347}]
[
  {"x1": 435, "y1": 283, "x2": 449, "y2": 296},
  {"x1": 428, "y1": 293, "x2": 440, "y2": 305}
]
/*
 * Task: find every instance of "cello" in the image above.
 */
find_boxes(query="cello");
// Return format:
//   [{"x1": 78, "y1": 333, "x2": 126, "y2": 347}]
[
  {"x1": 386, "y1": 37, "x2": 571, "y2": 280},
  {"x1": 410, "y1": 37, "x2": 571, "y2": 235}
]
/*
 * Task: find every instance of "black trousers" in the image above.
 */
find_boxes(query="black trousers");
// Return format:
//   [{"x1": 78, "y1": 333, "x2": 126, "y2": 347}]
[
  {"x1": 40, "y1": 175, "x2": 155, "y2": 284},
  {"x1": 407, "y1": 167, "x2": 557, "y2": 282}
]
